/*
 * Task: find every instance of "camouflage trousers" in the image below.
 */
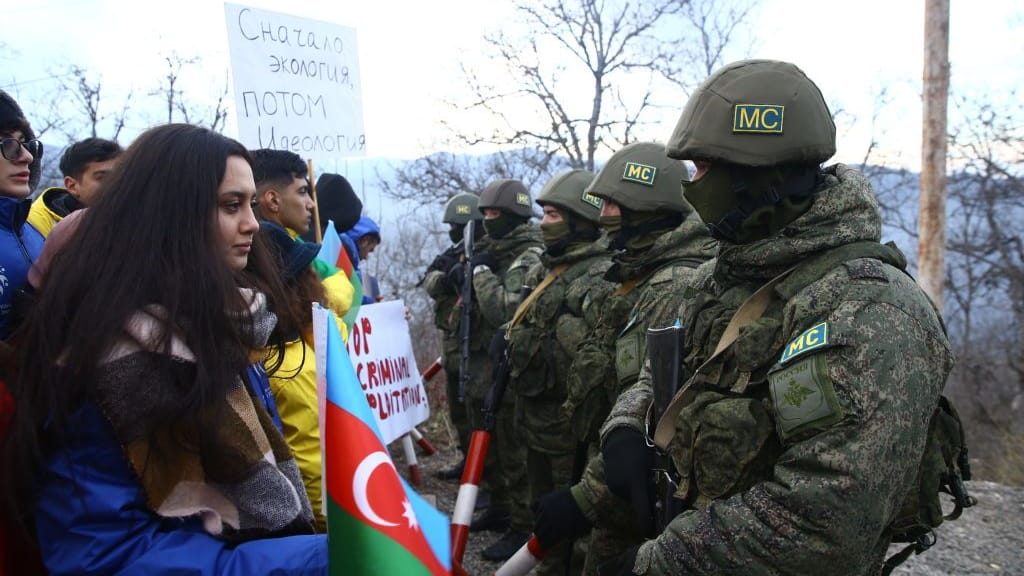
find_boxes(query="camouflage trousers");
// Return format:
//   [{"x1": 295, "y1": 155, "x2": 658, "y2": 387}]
[
  {"x1": 526, "y1": 446, "x2": 588, "y2": 576},
  {"x1": 581, "y1": 442, "x2": 645, "y2": 575},
  {"x1": 445, "y1": 370, "x2": 471, "y2": 454},
  {"x1": 466, "y1": 395, "x2": 532, "y2": 532}
]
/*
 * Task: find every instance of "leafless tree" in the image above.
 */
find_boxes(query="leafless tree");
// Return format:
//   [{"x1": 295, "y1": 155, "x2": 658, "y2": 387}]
[
  {"x1": 445, "y1": 0, "x2": 756, "y2": 171},
  {"x1": 60, "y1": 65, "x2": 133, "y2": 141},
  {"x1": 150, "y1": 52, "x2": 230, "y2": 132}
]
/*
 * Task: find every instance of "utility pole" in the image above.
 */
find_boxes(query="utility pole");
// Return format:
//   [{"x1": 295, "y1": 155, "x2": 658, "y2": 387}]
[{"x1": 919, "y1": 0, "x2": 950, "y2": 310}]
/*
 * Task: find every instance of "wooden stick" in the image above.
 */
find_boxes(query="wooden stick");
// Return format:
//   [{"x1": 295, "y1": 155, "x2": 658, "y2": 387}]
[{"x1": 307, "y1": 159, "x2": 323, "y2": 243}]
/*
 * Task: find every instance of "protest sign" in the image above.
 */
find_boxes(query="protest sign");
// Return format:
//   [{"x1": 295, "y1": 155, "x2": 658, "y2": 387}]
[
  {"x1": 314, "y1": 300, "x2": 429, "y2": 446},
  {"x1": 224, "y1": 3, "x2": 365, "y2": 161}
]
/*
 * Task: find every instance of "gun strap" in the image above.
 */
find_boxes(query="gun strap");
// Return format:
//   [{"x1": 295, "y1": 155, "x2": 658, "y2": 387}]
[
  {"x1": 653, "y1": 264, "x2": 797, "y2": 450},
  {"x1": 508, "y1": 264, "x2": 568, "y2": 330}
]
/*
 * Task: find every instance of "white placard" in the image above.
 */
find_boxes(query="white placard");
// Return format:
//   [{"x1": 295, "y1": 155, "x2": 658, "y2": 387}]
[
  {"x1": 224, "y1": 3, "x2": 365, "y2": 160},
  {"x1": 346, "y1": 301, "x2": 429, "y2": 444}
]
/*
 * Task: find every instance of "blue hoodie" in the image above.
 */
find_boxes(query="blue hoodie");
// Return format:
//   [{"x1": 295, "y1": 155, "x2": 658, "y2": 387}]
[
  {"x1": 0, "y1": 196, "x2": 44, "y2": 338},
  {"x1": 340, "y1": 216, "x2": 381, "y2": 304}
]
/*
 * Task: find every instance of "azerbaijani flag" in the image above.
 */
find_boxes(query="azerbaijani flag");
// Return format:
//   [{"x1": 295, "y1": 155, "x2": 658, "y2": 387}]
[
  {"x1": 317, "y1": 220, "x2": 364, "y2": 326},
  {"x1": 323, "y1": 312, "x2": 451, "y2": 575}
]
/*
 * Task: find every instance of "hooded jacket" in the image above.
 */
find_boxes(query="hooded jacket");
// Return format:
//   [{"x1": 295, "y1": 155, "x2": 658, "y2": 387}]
[
  {"x1": 26, "y1": 187, "x2": 84, "y2": 238},
  {"x1": 0, "y1": 196, "x2": 44, "y2": 339},
  {"x1": 341, "y1": 216, "x2": 381, "y2": 304}
]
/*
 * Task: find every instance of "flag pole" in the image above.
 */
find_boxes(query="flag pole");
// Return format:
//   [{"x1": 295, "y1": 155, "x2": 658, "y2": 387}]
[{"x1": 307, "y1": 158, "x2": 323, "y2": 243}]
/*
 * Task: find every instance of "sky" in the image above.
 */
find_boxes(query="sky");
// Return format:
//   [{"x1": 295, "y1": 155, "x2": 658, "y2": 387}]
[{"x1": 2, "y1": 0, "x2": 1022, "y2": 172}]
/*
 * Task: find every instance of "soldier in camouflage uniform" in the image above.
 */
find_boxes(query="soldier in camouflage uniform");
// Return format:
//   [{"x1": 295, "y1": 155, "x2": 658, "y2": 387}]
[
  {"x1": 461, "y1": 179, "x2": 544, "y2": 558},
  {"x1": 591, "y1": 60, "x2": 954, "y2": 575},
  {"x1": 535, "y1": 142, "x2": 716, "y2": 574},
  {"x1": 421, "y1": 193, "x2": 483, "y2": 479},
  {"x1": 502, "y1": 169, "x2": 615, "y2": 570}
]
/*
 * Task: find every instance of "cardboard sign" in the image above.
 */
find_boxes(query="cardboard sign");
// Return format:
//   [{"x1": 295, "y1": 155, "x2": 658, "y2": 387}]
[{"x1": 224, "y1": 3, "x2": 365, "y2": 161}]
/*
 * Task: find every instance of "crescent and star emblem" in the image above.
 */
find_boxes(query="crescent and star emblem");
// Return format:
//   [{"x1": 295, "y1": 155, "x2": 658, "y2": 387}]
[{"x1": 353, "y1": 451, "x2": 419, "y2": 530}]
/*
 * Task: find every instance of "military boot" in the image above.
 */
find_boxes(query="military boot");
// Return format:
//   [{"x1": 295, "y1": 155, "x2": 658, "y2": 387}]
[
  {"x1": 470, "y1": 507, "x2": 511, "y2": 532},
  {"x1": 435, "y1": 458, "x2": 465, "y2": 482},
  {"x1": 481, "y1": 529, "x2": 530, "y2": 562}
]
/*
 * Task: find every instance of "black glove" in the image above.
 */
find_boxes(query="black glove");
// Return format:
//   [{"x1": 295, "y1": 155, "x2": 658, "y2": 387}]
[
  {"x1": 602, "y1": 428, "x2": 655, "y2": 536},
  {"x1": 471, "y1": 251, "x2": 498, "y2": 272},
  {"x1": 532, "y1": 487, "x2": 592, "y2": 550},
  {"x1": 427, "y1": 249, "x2": 459, "y2": 275},
  {"x1": 446, "y1": 262, "x2": 467, "y2": 290},
  {"x1": 598, "y1": 544, "x2": 640, "y2": 576}
]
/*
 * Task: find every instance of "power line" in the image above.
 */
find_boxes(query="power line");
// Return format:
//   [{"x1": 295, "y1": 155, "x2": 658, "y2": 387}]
[{"x1": 0, "y1": 71, "x2": 76, "y2": 90}]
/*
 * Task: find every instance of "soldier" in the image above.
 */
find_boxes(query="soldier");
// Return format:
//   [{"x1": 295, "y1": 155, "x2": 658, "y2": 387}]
[
  {"x1": 451, "y1": 179, "x2": 544, "y2": 559},
  {"x1": 587, "y1": 60, "x2": 955, "y2": 575},
  {"x1": 503, "y1": 169, "x2": 615, "y2": 571},
  {"x1": 421, "y1": 193, "x2": 484, "y2": 479},
  {"x1": 536, "y1": 142, "x2": 715, "y2": 573}
]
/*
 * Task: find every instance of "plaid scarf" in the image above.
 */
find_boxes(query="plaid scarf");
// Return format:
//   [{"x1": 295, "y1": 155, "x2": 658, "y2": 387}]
[{"x1": 92, "y1": 290, "x2": 316, "y2": 541}]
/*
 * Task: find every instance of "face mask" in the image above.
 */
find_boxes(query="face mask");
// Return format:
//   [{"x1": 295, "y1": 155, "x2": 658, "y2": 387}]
[
  {"x1": 540, "y1": 220, "x2": 571, "y2": 247},
  {"x1": 448, "y1": 224, "x2": 464, "y2": 244},
  {"x1": 598, "y1": 215, "x2": 622, "y2": 234},
  {"x1": 483, "y1": 214, "x2": 516, "y2": 239},
  {"x1": 681, "y1": 163, "x2": 737, "y2": 232}
]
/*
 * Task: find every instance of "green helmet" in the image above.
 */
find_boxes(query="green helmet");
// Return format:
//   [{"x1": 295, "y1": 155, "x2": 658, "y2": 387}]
[
  {"x1": 586, "y1": 142, "x2": 689, "y2": 213},
  {"x1": 536, "y1": 170, "x2": 601, "y2": 223},
  {"x1": 443, "y1": 193, "x2": 483, "y2": 225},
  {"x1": 666, "y1": 59, "x2": 835, "y2": 167},
  {"x1": 478, "y1": 179, "x2": 533, "y2": 218}
]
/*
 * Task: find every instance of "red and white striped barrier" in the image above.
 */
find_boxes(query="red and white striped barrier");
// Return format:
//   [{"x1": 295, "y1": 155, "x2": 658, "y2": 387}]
[
  {"x1": 450, "y1": 430, "x2": 491, "y2": 576},
  {"x1": 401, "y1": 433, "x2": 422, "y2": 486},
  {"x1": 494, "y1": 535, "x2": 545, "y2": 576},
  {"x1": 410, "y1": 426, "x2": 437, "y2": 456}
]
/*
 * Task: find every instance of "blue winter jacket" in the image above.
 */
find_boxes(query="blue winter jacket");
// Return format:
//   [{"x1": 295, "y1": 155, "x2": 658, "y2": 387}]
[
  {"x1": 0, "y1": 196, "x2": 43, "y2": 339},
  {"x1": 34, "y1": 366, "x2": 327, "y2": 575},
  {"x1": 341, "y1": 216, "x2": 381, "y2": 304}
]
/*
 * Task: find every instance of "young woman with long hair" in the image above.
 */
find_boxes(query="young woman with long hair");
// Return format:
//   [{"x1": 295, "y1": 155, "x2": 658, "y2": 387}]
[{"x1": 1, "y1": 124, "x2": 326, "y2": 574}]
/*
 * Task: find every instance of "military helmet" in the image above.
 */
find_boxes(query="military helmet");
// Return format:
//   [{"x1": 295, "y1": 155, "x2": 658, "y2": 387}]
[
  {"x1": 442, "y1": 193, "x2": 483, "y2": 225},
  {"x1": 478, "y1": 179, "x2": 533, "y2": 218},
  {"x1": 666, "y1": 59, "x2": 836, "y2": 167},
  {"x1": 586, "y1": 142, "x2": 689, "y2": 213},
  {"x1": 536, "y1": 169, "x2": 601, "y2": 223}
]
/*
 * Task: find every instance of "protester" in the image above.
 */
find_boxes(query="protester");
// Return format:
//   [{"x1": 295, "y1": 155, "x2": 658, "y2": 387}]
[
  {"x1": 301, "y1": 172, "x2": 363, "y2": 243},
  {"x1": 1, "y1": 124, "x2": 327, "y2": 574},
  {"x1": 0, "y1": 90, "x2": 44, "y2": 341},
  {"x1": 259, "y1": 219, "x2": 329, "y2": 531},
  {"x1": 252, "y1": 149, "x2": 354, "y2": 338},
  {"x1": 27, "y1": 137, "x2": 122, "y2": 237},
  {"x1": 341, "y1": 215, "x2": 381, "y2": 305}
]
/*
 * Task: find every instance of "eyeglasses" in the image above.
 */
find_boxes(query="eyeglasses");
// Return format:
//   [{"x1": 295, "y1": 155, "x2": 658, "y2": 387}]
[{"x1": 0, "y1": 138, "x2": 43, "y2": 161}]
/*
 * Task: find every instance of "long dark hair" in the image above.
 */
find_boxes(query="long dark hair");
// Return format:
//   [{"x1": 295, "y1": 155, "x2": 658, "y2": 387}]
[{"x1": 1, "y1": 124, "x2": 288, "y2": 532}]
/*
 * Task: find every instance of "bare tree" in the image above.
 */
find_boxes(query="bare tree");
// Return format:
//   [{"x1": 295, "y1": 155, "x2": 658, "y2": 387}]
[
  {"x1": 445, "y1": 0, "x2": 756, "y2": 171},
  {"x1": 60, "y1": 65, "x2": 133, "y2": 141},
  {"x1": 148, "y1": 51, "x2": 230, "y2": 132}
]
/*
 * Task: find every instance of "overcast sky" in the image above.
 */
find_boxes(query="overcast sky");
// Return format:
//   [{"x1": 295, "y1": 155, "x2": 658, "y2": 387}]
[{"x1": 2, "y1": 0, "x2": 1021, "y2": 169}]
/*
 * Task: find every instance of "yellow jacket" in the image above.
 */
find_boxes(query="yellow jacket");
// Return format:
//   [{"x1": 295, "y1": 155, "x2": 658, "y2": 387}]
[
  {"x1": 266, "y1": 336, "x2": 325, "y2": 531},
  {"x1": 285, "y1": 227, "x2": 353, "y2": 341},
  {"x1": 27, "y1": 188, "x2": 83, "y2": 238}
]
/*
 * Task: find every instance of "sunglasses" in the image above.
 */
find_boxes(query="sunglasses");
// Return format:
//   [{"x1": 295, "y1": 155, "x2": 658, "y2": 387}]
[{"x1": 0, "y1": 138, "x2": 43, "y2": 161}]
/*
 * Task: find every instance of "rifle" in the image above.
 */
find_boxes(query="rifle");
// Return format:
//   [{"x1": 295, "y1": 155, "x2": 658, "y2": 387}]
[
  {"x1": 646, "y1": 324, "x2": 683, "y2": 533},
  {"x1": 450, "y1": 284, "x2": 532, "y2": 576},
  {"x1": 457, "y1": 220, "x2": 475, "y2": 403}
]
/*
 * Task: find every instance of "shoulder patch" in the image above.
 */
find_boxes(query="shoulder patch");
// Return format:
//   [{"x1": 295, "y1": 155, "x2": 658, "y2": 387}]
[
  {"x1": 733, "y1": 104, "x2": 784, "y2": 134},
  {"x1": 622, "y1": 162, "x2": 657, "y2": 186},
  {"x1": 581, "y1": 191, "x2": 603, "y2": 209},
  {"x1": 769, "y1": 354, "x2": 843, "y2": 441},
  {"x1": 779, "y1": 321, "x2": 828, "y2": 365}
]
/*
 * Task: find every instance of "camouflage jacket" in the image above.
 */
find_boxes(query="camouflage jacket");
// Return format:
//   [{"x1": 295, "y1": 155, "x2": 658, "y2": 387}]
[
  {"x1": 506, "y1": 238, "x2": 615, "y2": 453},
  {"x1": 423, "y1": 252, "x2": 462, "y2": 377},
  {"x1": 563, "y1": 213, "x2": 715, "y2": 444},
  {"x1": 466, "y1": 225, "x2": 543, "y2": 398},
  {"x1": 604, "y1": 165, "x2": 955, "y2": 575}
]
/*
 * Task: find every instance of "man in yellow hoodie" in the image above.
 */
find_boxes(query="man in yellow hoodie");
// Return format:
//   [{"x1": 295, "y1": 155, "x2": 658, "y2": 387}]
[{"x1": 27, "y1": 137, "x2": 121, "y2": 236}]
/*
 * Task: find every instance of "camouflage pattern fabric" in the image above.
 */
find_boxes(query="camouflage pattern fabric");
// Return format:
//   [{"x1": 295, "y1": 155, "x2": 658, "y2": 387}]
[
  {"x1": 567, "y1": 213, "x2": 715, "y2": 574},
  {"x1": 608, "y1": 165, "x2": 954, "y2": 575},
  {"x1": 507, "y1": 238, "x2": 614, "y2": 575},
  {"x1": 422, "y1": 265, "x2": 471, "y2": 452},
  {"x1": 469, "y1": 223, "x2": 543, "y2": 532}
]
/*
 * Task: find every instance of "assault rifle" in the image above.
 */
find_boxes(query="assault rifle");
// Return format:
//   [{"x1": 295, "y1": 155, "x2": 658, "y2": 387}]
[
  {"x1": 457, "y1": 220, "x2": 475, "y2": 403},
  {"x1": 647, "y1": 324, "x2": 683, "y2": 532}
]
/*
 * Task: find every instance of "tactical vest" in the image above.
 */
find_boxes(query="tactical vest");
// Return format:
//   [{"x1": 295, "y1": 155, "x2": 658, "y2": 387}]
[{"x1": 657, "y1": 241, "x2": 972, "y2": 572}]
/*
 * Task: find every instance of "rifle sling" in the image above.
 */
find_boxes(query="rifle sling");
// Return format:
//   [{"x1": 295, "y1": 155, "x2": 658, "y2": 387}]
[{"x1": 508, "y1": 264, "x2": 568, "y2": 330}]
